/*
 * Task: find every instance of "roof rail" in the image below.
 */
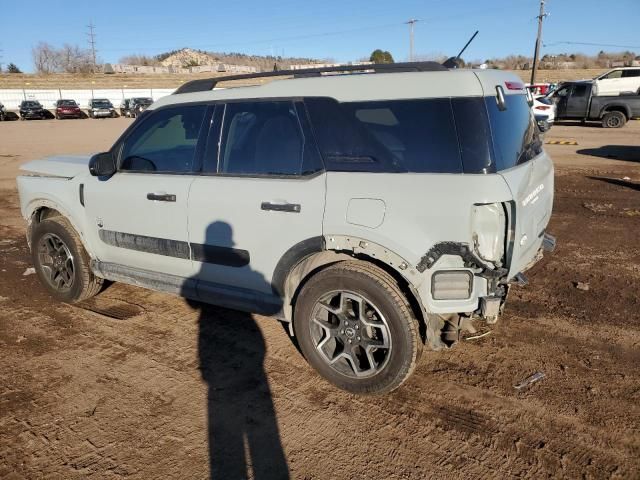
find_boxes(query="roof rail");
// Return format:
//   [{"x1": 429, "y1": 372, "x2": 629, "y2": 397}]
[{"x1": 173, "y1": 61, "x2": 448, "y2": 95}]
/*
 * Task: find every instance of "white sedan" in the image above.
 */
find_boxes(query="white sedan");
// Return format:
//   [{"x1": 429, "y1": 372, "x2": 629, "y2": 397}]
[{"x1": 532, "y1": 95, "x2": 556, "y2": 124}]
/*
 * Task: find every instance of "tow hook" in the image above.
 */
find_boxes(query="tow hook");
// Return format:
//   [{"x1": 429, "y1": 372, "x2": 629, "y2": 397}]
[
  {"x1": 543, "y1": 233, "x2": 557, "y2": 252},
  {"x1": 510, "y1": 272, "x2": 529, "y2": 286}
]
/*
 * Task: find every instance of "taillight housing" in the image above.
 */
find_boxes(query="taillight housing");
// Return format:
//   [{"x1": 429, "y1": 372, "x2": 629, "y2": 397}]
[{"x1": 505, "y1": 81, "x2": 525, "y2": 90}]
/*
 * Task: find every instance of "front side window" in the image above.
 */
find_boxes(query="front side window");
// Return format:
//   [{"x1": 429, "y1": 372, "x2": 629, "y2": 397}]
[
  {"x1": 572, "y1": 84, "x2": 588, "y2": 97},
  {"x1": 218, "y1": 101, "x2": 311, "y2": 176},
  {"x1": 603, "y1": 70, "x2": 623, "y2": 80},
  {"x1": 120, "y1": 105, "x2": 207, "y2": 173}
]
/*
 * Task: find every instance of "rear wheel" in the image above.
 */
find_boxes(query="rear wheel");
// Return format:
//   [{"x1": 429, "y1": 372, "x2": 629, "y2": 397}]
[
  {"x1": 31, "y1": 217, "x2": 103, "y2": 303},
  {"x1": 602, "y1": 110, "x2": 626, "y2": 128},
  {"x1": 294, "y1": 261, "x2": 422, "y2": 394}
]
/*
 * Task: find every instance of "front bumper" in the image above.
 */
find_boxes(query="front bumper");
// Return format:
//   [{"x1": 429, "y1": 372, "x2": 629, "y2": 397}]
[
  {"x1": 21, "y1": 111, "x2": 45, "y2": 119},
  {"x1": 92, "y1": 110, "x2": 113, "y2": 117},
  {"x1": 58, "y1": 111, "x2": 82, "y2": 118}
]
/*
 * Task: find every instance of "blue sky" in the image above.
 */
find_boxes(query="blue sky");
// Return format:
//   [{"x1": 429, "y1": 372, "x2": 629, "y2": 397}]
[{"x1": 2, "y1": 0, "x2": 639, "y2": 72}]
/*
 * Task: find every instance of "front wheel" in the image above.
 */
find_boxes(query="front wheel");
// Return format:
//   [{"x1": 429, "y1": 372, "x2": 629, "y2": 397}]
[
  {"x1": 602, "y1": 111, "x2": 626, "y2": 128},
  {"x1": 294, "y1": 261, "x2": 422, "y2": 394},
  {"x1": 31, "y1": 217, "x2": 103, "y2": 303}
]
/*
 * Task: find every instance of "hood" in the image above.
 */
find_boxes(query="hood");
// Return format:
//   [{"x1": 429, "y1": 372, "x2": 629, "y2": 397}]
[{"x1": 20, "y1": 154, "x2": 92, "y2": 179}]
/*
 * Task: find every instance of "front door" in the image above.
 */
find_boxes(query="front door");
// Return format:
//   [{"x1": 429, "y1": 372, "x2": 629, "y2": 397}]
[
  {"x1": 565, "y1": 83, "x2": 590, "y2": 118},
  {"x1": 187, "y1": 100, "x2": 326, "y2": 312},
  {"x1": 84, "y1": 104, "x2": 210, "y2": 281}
]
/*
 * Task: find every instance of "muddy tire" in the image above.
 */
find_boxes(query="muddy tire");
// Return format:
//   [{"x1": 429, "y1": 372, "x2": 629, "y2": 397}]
[
  {"x1": 31, "y1": 217, "x2": 103, "y2": 303},
  {"x1": 601, "y1": 111, "x2": 626, "y2": 128},
  {"x1": 294, "y1": 261, "x2": 422, "y2": 394}
]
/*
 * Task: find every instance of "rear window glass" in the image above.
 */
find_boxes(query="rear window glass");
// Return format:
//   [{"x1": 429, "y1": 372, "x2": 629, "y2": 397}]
[
  {"x1": 484, "y1": 94, "x2": 542, "y2": 170},
  {"x1": 305, "y1": 97, "x2": 462, "y2": 173}
]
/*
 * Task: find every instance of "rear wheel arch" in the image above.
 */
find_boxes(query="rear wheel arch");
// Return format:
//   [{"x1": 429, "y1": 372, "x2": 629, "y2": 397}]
[
  {"x1": 600, "y1": 104, "x2": 629, "y2": 119},
  {"x1": 282, "y1": 245, "x2": 428, "y2": 345}
]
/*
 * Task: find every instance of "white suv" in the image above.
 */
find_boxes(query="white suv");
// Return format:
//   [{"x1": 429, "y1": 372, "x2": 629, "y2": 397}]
[
  {"x1": 593, "y1": 67, "x2": 640, "y2": 96},
  {"x1": 17, "y1": 63, "x2": 556, "y2": 394}
]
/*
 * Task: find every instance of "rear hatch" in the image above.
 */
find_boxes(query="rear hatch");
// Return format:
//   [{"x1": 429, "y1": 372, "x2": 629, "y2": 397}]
[{"x1": 484, "y1": 89, "x2": 555, "y2": 278}]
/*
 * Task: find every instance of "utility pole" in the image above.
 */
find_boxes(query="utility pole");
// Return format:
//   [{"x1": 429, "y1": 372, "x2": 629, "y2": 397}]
[
  {"x1": 530, "y1": 0, "x2": 548, "y2": 84},
  {"x1": 87, "y1": 22, "x2": 97, "y2": 73},
  {"x1": 405, "y1": 19, "x2": 419, "y2": 62}
]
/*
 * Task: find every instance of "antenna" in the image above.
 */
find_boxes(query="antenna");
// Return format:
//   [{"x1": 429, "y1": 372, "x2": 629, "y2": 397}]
[{"x1": 442, "y1": 31, "x2": 479, "y2": 69}]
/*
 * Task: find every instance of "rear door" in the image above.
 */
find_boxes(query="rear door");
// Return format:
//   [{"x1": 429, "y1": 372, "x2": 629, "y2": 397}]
[
  {"x1": 187, "y1": 100, "x2": 326, "y2": 307},
  {"x1": 621, "y1": 69, "x2": 640, "y2": 93},
  {"x1": 485, "y1": 91, "x2": 554, "y2": 278}
]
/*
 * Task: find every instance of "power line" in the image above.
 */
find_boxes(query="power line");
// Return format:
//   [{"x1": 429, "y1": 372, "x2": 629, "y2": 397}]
[
  {"x1": 545, "y1": 41, "x2": 640, "y2": 50},
  {"x1": 87, "y1": 22, "x2": 97, "y2": 72},
  {"x1": 530, "y1": 0, "x2": 549, "y2": 84},
  {"x1": 405, "y1": 19, "x2": 420, "y2": 62}
]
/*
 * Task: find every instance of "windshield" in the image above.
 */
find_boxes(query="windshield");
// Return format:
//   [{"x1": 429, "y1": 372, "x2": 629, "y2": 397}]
[
  {"x1": 133, "y1": 97, "x2": 153, "y2": 104},
  {"x1": 92, "y1": 100, "x2": 112, "y2": 108},
  {"x1": 59, "y1": 100, "x2": 77, "y2": 106},
  {"x1": 23, "y1": 101, "x2": 41, "y2": 107}
]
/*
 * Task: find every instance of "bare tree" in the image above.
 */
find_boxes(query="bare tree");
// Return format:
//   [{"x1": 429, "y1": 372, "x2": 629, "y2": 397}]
[
  {"x1": 32, "y1": 42, "x2": 94, "y2": 73},
  {"x1": 32, "y1": 42, "x2": 59, "y2": 74}
]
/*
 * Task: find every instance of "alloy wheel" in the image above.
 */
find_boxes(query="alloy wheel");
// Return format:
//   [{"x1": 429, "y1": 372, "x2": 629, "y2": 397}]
[
  {"x1": 310, "y1": 290, "x2": 392, "y2": 378},
  {"x1": 37, "y1": 233, "x2": 75, "y2": 292}
]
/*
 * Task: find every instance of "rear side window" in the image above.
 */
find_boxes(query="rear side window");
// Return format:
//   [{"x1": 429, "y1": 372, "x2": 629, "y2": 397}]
[
  {"x1": 218, "y1": 101, "x2": 320, "y2": 176},
  {"x1": 120, "y1": 105, "x2": 207, "y2": 173},
  {"x1": 484, "y1": 94, "x2": 542, "y2": 170},
  {"x1": 622, "y1": 69, "x2": 640, "y2": 78},
  {"x1": 305, "y1": 97, "x2": 462, "y2": 173}
]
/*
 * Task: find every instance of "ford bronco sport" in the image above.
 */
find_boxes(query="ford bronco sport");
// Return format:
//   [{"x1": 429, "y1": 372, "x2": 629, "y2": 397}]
[{"x1": 17, "y1": 62, "x2": 556, "y2": 394}]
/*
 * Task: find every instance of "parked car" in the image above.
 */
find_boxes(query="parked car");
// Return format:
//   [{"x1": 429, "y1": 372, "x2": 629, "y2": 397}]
[
  {"x1": 17, "y1": 63, "x2": 556, "y2": 394},
  {"x1": 0, "y1": 101, "x2": 5, "y2": 121},
  {"x1": 19, "y1": 100, "x2": 46, "y2": 120},
  {"x1": 120, "y1": 97, "x2": 153, "y2": 118},
  {"x1": 550, "y1": 80, "x2": 640, "y2": 128},
  {"x1": 532, "y1": 95, "x2": 556, "y2": 125},
  {"x1": 593, "y1": 67, "x2": 640, "y2": 96},
  {"x1": 88, "y1": 99, "x2": 116, "y2": 118},
  {"x1": 55, "y1": 99, "x2": 83, "y2": 119}
]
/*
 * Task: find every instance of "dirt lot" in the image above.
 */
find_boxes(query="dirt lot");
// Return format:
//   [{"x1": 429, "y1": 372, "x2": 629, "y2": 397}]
[{"x1": 0, "y1": 117, "x2": 639, "y2": 479}]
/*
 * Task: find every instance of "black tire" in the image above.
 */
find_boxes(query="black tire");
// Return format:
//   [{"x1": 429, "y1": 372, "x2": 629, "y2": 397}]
[
  {"x1": 294, "y1": 261, "x2": 422, "y2": 394},
  {"x1": 31, "y1": 217, "x2": 103, "y2": 303},
  {"x1": 602, "y1": 110, "x2": 626, "y2": 128}
]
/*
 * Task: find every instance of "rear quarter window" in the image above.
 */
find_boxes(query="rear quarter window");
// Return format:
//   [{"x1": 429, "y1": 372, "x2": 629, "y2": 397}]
[
  {"x1": 484, "y1": 94, "x2": 542, "y2": 170},
  {"x1": 305, "y1": 97, "x2": 463, "y2": 173}
]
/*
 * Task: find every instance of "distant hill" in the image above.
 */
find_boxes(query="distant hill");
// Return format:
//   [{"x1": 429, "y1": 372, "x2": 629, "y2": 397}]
[{"x1": 155, "y1": 48, "x2": 325, "y2": 71}]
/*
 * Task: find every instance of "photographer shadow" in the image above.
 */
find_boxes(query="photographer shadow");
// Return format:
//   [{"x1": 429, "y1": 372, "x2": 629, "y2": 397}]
[{"x1": 183, "y1": 221, "x2": 289, "y2": 479}]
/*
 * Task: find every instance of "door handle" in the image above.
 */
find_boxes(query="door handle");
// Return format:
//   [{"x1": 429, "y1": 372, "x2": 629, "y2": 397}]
[
  {"x1": 147, "y1": 193, "x2": 176, "y2": 202},
  {"x1": 261, "y1": 202, "x2": 301, "y2": 213}
]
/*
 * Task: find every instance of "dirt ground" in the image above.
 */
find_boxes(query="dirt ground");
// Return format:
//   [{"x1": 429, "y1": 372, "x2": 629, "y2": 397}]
[{"x1": 0, "y1": 117, "x2": 638, "y2": 479}]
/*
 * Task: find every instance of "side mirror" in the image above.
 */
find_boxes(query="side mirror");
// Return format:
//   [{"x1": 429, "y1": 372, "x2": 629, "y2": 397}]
[{"x1": 89, "y1": 152, "x2": 117, "y2": 177}]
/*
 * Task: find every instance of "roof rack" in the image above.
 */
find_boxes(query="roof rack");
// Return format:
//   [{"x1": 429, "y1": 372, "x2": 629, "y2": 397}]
[{"x1": 173, "y1": 61, "x2": 448, "y2": 95}]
